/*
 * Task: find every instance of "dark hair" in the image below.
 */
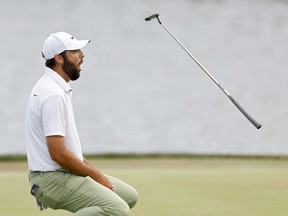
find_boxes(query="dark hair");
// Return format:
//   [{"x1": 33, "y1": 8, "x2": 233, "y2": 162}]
[{"x1": 43, "y1": 51, "x2": 67, "y2": 69}]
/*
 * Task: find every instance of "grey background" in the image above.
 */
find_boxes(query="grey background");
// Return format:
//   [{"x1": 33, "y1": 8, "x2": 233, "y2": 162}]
[{"x1": 0, "y1": 0, "x2": 287, "y2": 155}]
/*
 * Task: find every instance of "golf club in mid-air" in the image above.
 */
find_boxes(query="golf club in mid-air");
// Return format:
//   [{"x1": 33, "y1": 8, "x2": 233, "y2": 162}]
[{"x1": 145, "y1": 13, "x2": 262, "y2": 129}]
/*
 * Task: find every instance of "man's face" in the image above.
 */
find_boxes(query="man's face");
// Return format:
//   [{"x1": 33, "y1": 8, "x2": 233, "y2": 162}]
[{"x1": 62, "y1": 50, "x2": 84, "y2": 81}]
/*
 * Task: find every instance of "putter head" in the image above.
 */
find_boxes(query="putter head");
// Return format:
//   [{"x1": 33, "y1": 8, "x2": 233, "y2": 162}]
[{"x1": 145, "y1": 13, "x2": 161, "y2": 24}]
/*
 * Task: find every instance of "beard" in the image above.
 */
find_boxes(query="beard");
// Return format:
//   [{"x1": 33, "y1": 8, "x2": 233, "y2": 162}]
[{"x1": 62, "y1": 55, "x2": 81, "y2": 81}]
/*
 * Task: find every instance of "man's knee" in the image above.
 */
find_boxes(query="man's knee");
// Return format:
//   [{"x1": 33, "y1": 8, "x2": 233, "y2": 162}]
[
  {"x1": 127, "y1": 188, "x2": 139, "y2": 209},
  {"x1": 108, "y1": 201, "x2": 130, "y2": 216}
]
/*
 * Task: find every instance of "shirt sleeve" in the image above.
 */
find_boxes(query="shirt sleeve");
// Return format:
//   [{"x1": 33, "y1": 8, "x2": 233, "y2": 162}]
[{"x1": 42, "y1": 95, "x2": 67, "y2": 137}]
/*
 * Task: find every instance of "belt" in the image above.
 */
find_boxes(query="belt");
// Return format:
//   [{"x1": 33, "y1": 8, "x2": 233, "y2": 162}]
[{"x1": 28, "y1": 169, "x2": 70, "y2": 180}]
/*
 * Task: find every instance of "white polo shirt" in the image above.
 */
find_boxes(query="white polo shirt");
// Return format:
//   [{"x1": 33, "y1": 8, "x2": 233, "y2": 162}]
[{"x1": 25, "y1": 67, "x2": 83, "y2": 171}]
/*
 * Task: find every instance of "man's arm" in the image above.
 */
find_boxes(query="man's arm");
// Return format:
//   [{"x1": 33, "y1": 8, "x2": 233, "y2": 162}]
[{"x1": 46, "y1": 135, "x2": 114, "y2": 191}]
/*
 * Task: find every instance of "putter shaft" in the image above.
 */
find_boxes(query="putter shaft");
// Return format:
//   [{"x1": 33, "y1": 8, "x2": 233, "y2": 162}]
[{"x1": 145, "y1": 13, "x2": 262, "y2": 129}]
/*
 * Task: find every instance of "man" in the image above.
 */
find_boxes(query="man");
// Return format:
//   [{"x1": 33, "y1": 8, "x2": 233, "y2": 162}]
[{"x1": 25, "y1": 32, "x2": 138, "y2": 216}]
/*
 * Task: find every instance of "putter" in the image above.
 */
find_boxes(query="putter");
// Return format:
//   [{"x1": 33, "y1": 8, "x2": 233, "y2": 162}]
[{"x1": 145, "y1": 14, "x2": 262, "y2": 129}]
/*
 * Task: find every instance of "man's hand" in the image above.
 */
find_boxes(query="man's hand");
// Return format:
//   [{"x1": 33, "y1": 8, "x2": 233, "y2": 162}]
[
  {"x1": 90, "y1": 172, "x2": 114, "y2": 191},
  {"x1": 46, "y1": 136, "x2": 114, "y2": 191}
]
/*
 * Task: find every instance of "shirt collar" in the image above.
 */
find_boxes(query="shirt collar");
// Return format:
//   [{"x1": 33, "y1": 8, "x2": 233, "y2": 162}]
[{"x1": 44, "y1": 67, "x2": 72, "y2": 93}]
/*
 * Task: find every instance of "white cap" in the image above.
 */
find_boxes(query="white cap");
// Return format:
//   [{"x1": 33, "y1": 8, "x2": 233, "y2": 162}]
[{"x1": 42, "y1": 32, "x2": 90, "y2": 60}]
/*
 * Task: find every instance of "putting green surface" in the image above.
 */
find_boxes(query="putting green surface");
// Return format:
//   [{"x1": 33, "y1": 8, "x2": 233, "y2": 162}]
[{"x1": 0, "y1": 157, "x2": 288, "y2": 216}]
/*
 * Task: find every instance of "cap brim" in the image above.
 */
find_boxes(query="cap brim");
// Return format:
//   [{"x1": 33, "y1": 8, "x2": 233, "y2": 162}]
[{"x1": 66, "y1": 39, "x2": 90, "y2": 51}]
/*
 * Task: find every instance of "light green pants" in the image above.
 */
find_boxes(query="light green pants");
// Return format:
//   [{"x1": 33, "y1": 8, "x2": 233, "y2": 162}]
[{"x1": 28, "y1": 170, "x2": 138, "y2": 216}]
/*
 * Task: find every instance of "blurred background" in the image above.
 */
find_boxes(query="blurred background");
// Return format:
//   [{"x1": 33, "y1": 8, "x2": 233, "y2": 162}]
[{"x1": 0, "y1": 0, "x2": 287, "y2": 156}]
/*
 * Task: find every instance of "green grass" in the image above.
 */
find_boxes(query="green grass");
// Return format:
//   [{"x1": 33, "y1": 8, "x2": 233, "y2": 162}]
[{"x1": 1, "y1": 157, "x2": 288, "y2": 216}]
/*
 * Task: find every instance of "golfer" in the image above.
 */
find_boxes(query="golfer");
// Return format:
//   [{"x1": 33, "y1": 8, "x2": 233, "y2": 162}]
[{"x1": 25, "y1": 32, "x2": 138, "y2": 215}]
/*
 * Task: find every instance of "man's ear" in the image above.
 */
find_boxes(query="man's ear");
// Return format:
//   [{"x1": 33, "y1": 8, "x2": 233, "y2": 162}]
[{"x1": 54, "y1": 54, "x2": 64, "y2": 64}]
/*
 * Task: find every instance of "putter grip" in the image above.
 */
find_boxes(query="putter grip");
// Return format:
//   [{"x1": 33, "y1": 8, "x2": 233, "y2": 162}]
[{"x1": 228, "y1": 95, "x2": 262, "y2": 129}]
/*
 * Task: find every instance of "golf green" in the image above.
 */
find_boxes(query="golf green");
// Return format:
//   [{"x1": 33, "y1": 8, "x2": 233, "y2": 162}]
[{"x1": 0, "y1": 157, "x2": 287, "y2": 216}]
